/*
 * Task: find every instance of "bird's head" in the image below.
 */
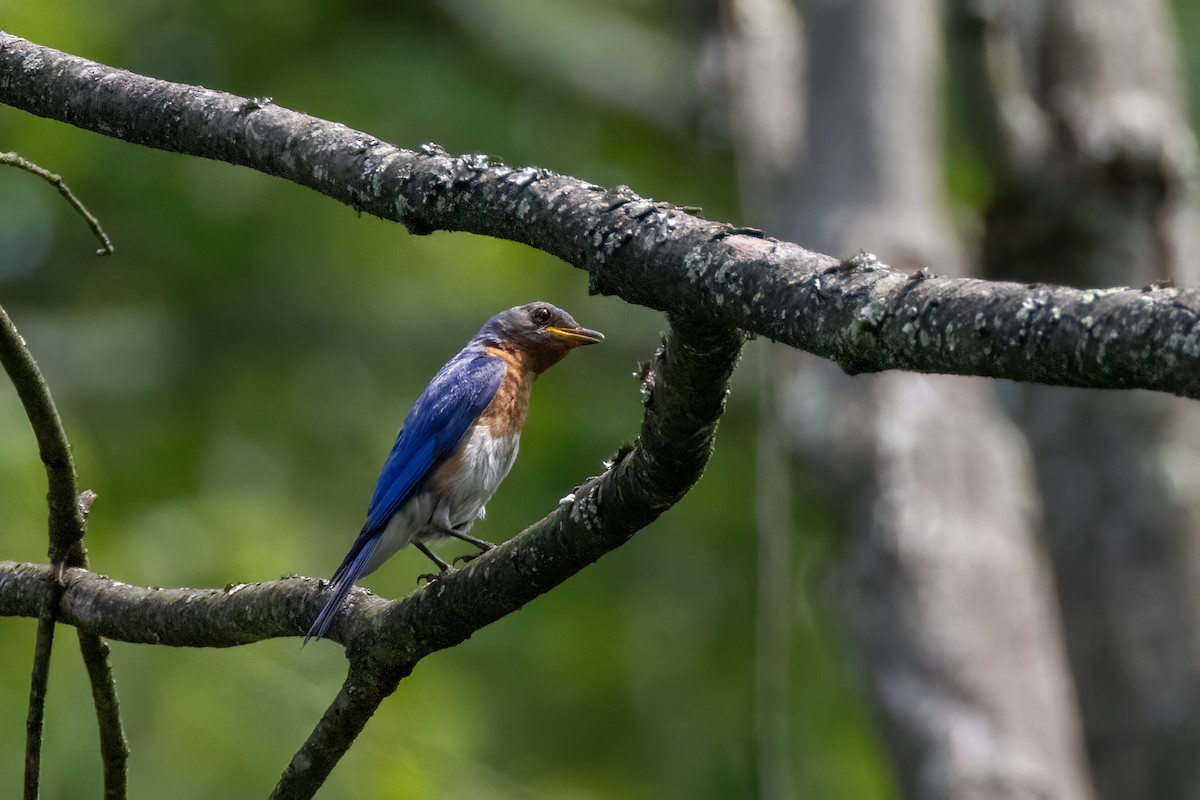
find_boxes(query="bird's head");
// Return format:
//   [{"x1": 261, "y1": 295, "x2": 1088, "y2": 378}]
[{"x1": 478, "y1": 302, "x2": 604, "y2": 373}]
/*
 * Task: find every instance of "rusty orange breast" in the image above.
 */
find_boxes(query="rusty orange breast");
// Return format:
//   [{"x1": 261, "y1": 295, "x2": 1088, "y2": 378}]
[{"x1": 479, "y1": 346, "x2": 535, "y2": 436}]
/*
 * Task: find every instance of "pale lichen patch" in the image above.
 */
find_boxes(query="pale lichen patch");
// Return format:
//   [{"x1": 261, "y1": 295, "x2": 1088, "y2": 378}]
[
  {"x1": 859, "y1": 301, "x2": 886, "y2": 326},
  {"x1": 20, "y1": 52, "x2": 45, "y2": 73}
]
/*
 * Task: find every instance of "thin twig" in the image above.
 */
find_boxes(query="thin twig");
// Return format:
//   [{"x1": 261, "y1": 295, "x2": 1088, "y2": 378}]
[
  {"x1": 24, "y1": 608, "x2": 56, "y2": 800},
  {"x1": 0, "y1": 152, "x2": 114, "y2": 255}
]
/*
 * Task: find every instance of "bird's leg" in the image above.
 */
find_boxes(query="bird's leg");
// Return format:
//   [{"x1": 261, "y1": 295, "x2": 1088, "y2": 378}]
[
  {"x1": 415, "y1": 541, "x2": 452, "y2": 584},
  {"x1": 437, "y1": 525, "x2": 497, "y2": 566},
  {"x1": 446, "y1": 529, "x2": 496, "y2": 552}
]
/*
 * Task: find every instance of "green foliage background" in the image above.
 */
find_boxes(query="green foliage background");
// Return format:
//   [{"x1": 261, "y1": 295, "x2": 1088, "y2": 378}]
[{"x1": 0, "y1": 2, "x2": 1197, "y2": 798}]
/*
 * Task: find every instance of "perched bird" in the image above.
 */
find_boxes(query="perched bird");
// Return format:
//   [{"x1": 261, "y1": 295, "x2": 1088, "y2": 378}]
[{"x1": 306, "y1": 302, "x2": 603, "y2": 643}]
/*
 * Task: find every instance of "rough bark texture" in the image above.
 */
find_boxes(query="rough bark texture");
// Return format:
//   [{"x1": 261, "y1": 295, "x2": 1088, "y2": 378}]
[
  {"x1": 769, "y1": 0, "x2": 1093, "y2": 797},
  {"x1": 962, "y1": 1, "x2": 1200, "y2": 797},
  {"x1": 4, "y1": 32, "x2": 1200, "y2": 398}
]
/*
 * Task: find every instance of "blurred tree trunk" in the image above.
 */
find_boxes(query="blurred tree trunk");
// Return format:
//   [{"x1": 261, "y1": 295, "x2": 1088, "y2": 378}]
[
  {"x1": 711, "y1": 2, "x2": 805, "y2": 797},
  {"x1": 719, "y1": 0, "x2": 1094, "y2": 796},
  {"x1": 958, "y1": 1, "x2": 1200, "y2": 797}
]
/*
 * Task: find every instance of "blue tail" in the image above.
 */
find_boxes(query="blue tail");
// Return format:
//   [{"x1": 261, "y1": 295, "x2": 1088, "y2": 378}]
[{"x1": 304, "y1": 536, "x2": 380, "y2": 644}]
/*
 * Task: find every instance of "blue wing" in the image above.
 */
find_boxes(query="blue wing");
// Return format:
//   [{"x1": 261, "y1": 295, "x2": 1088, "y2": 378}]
[{"x1": 305, "y1": 348, "x2": 506, "y2": 643}]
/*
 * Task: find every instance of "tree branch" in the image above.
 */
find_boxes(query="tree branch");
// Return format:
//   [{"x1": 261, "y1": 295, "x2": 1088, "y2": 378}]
[
  {"x1": 0, "y1": 303, "x2": 127, "y2": 797},
  {"x1": 2, "y1": 32, "x2": 1199, "y2": 397},
  {"x1": 77, "y1": 628, "x2": 128, "y2": 800}
]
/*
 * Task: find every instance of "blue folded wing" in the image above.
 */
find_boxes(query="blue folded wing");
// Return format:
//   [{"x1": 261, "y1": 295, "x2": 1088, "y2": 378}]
[
  {"x1": 305, "y1": 349, "x2": 505, "y2": 643},
  {"x1": 364, "y1": 351, "x2": 506, "y2": 534}
]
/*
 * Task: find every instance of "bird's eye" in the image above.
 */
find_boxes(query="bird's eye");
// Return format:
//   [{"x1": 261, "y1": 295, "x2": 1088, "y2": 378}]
[{"x1": 531, "y1": 306, "x2": 552, "y2": 325}]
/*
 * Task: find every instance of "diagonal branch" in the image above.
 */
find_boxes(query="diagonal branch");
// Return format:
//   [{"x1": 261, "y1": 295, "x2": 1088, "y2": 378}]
[{"x1": 3, "y1": 32, "x2": 1200, "y2": 398}]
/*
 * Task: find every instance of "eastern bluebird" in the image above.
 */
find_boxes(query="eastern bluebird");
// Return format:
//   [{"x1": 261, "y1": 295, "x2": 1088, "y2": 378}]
[{"x1": 305, "y1": 302, "x2": 603, "y2": 643}]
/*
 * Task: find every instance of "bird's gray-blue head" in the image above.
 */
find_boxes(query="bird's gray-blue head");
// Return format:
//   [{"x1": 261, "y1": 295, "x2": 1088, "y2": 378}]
[{"x1": 477, "y1": 302, "x2": 603, "y2": 373}]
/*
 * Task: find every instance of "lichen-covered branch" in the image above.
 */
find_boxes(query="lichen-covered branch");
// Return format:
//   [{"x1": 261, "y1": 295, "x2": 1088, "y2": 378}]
[{"x1": 2, "y1": 32, "x2": 1199, "y2": 398}]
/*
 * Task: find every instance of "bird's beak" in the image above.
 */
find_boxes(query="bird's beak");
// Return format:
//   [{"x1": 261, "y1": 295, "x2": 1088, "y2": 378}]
[{"x1": 548, "y1": 325, "x2": 605, "y2": 347}]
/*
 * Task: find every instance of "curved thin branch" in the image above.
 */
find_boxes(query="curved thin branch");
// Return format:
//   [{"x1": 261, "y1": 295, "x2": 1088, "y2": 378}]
[
  {"x1": 2, "y1": 32, "x2": 1199, "y2": 398},
  {"x1": 0, "y1": 302, "x2": 86, "y2": 569},
  {"x1": 0, "y1": 152, "x2": 114, "y2": 255}
]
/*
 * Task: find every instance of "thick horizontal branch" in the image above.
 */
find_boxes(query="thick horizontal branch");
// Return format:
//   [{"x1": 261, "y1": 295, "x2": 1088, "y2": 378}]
[{"x1": 2, "y1": 32, "x2": 1198, "y2": 397}]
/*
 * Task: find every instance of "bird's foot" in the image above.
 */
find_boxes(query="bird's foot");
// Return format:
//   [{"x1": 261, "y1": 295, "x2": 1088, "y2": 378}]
[{"x1": 417, "y1": 570, "x2": 450, "y2": 585}]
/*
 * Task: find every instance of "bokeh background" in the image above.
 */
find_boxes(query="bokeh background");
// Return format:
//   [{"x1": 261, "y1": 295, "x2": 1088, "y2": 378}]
[{"x1": 2, "y1": 2, "x2": 1200, "y2": 798}]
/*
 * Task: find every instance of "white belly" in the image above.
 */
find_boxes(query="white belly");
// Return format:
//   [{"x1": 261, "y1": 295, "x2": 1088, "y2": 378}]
[{"x1": 362, "y1": 425, "x2": 520, "y2": 574}]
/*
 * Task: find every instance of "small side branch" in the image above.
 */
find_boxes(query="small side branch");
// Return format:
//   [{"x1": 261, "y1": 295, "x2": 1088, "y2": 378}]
[{"x1": 0, "y1": 152, "x2": 114, "y2": 255}]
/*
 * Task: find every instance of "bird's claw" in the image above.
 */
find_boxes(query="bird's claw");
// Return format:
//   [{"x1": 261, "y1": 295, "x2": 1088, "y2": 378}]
[{"x1": 417, "y1": 570, "x2": 449, "y2": 585}]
